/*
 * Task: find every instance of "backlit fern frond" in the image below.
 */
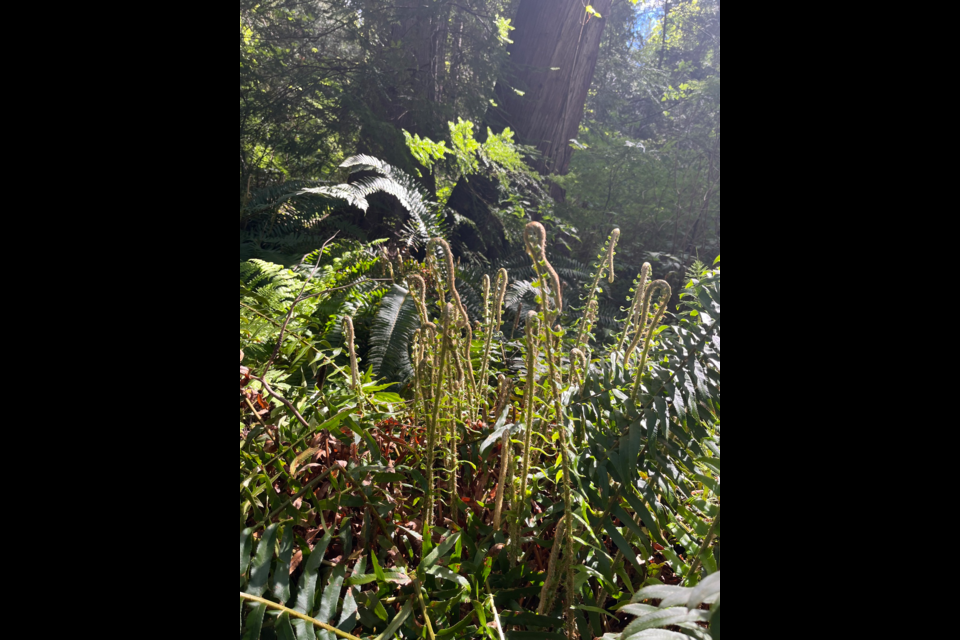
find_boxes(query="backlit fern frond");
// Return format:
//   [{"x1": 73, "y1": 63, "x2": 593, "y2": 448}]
[{"x1": 368, "y1": 285, "x2": 422, "y2": 386}]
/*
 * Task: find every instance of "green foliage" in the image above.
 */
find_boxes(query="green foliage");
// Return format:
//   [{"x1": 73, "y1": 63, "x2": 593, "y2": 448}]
[
  {"x1": 240, "y1": 226, "x2": 721, "y2": 639},
  {"x1": 368, "y1": 285, "x2": 422, "y2": 386},
  {"x1": 602, "y1": 574, "x2": 722, "y2": 639},
  {"x1": 240, "y1": 241, "x2": 387, "y2": 386},
  {"x1": 555, "y1": 0, "x2": 721, "y2": 269}
]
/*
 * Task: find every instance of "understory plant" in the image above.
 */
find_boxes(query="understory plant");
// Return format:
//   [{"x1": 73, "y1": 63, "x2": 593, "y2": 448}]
[{"x1": 240, "y1": 229, "x2": 722, "y2": 640}]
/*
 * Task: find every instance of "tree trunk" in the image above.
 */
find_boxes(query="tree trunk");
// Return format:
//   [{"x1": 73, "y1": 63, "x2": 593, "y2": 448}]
[
  {"x1": 489, "y1": 0, "x2": 613, "y2": 187},
  {"x1": 447, "y1": 0, "x2": 613, "y2": 258}
]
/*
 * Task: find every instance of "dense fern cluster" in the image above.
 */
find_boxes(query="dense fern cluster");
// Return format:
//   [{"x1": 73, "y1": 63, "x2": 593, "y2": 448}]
[{"x1": 240, "y1": 222, "x2": 721, "y2": 639}]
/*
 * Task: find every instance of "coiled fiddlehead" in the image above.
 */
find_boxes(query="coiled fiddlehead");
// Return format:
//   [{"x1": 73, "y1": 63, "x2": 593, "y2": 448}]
[
  {"x1": 524, "y1": 223, "x2": 563, "y2": 316},
  {"x1": 627, "y1": 280, "x2": 673, "y2": 401},
  {"x1": 607, "y1": 228, "x2": 621, "y2": 284},
  {"x1": 569, "y1": 348, "x2": 586, "y2": 388},
  {"x1": 618, "y1": 263, "x2": 652, "y2": 354},
  {"x1": 428, "y1": 238, "x2": 477, "y2": 412},
  {"x1": 577, "y1": 228, "x2": 620, "y2": 347}
]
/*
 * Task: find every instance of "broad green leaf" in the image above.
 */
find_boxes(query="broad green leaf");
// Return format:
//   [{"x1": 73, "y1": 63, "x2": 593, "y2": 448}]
[
  {"x1": 338, "y1": 586, "x2": 359, "y2": 634},
  {"x1": 420, "y1": 531, "x2": 461, "y2": 570},
  {"x1": 603, "y1": 521, "x2": 646, "y2": 575},
  {"x1": 372, "y1": 552, "x2": 387, "y2": 583},
  {"x1": 613, "y1": 505, "x2": 648, "y2": 549},
  {"x1": 625, "y1": 631, "x2": 690, "y2": 640},
  {"x1": 632, "y1": 585, "x2": 691, "y2": 605},
  {"x1": 375, "y1": 599, "x2": 413, "y2": 640},
  {"x1": 619, "y1": 604, "x2": 659, "y2": 616},
  {"x1": 711, "y1": 603, "x2": 721, "y2": 640},
  {"x1": 625, "y1": 491, "x2": 666, "y2": 546},
  {"x1": 240, "y1": 528, "x2": 254, "y2": 578},
  {"x1": 241, "y1": 603, "x2": 267, "y2": 640},
  {"x1": 577, "y1": 605, "x2": 618, "y2": 620},
  {"x1": 272, "y1": 526, "x2": 295, "y2": 604},
  {"x1": 316, "y1": 561, "x2": 347, "y2": 640},
  {"x1": 276, "y1": 613, "x2": 297, "y2": 640},
  {"x1": 293, "y1": 529, "x2": 334, "y2": 640},
  {"x1": 428, "y1": 565, "x2": 471, "y2": 588},
  {"x1": 249, "y1": 524, "x2": 279, "y2": 596}
]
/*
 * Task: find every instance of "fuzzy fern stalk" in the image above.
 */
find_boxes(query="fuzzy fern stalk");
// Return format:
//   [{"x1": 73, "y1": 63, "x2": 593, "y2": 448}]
[
  {"x1": 513, "y1": 311, "x2": 542, "y2": 565},
  {"x1": 478, "y1": 275, "x2": 495, "y2": 420},
  {"x1": 542, "y1": 324, "x2": 577, "y2": 640},
  {"x1": 537, "y1": 518, "x2": 567, "y2": 616},
  {"x1": 478, "y1": 270, "x2": 509, "y2": 422},
  {"x1": 525, "y1": 226, "x2": 577, "y2": 640},
  {"x1": 624, "y1": 279, "x2": 672, "y2": 370},
  {"x1": 448, "y1": 333, "x2": 470, "y2": 521},
  {"x1": 425, "y1": 303, "x2": 455, "y2": 533},
  {"x1": 412, "y1": 329, "x2": 424, "y2": 424},
  {"x1": 576, "y1": 228, "x2": 620, "y2": 346},
  {"x1": 607, "y1": 228, "x2": 621, "y2": 283},
  {"x1": 576, "y1": 300, "x2": 599, "y2": 355},
  {"x1": 493, "y1": 374, "x2": 515, "y2": 531},
  {"x1": 342, "y1": 316, "x2": 361, "y2": 393},
  {"x1": 428, "y1": 238, "x2": 477, "y2": 409},
  {"x1": 524, "y1": 223, "x2": 563, "y2": 316},
  {"x1": 617, "y1": 263, "x2": 652, "y2": 354},
  {"x1": 629, "y1": 281, "x2": 673, "y2": 401},
  {"x1": 408, "y1": 274, "x2": 430, "y2": 324}
]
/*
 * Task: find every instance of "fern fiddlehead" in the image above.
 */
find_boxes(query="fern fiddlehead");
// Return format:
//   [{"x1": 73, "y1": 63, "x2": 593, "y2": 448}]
[
  {"x1": 630, "y1": 280, "x2": 673, "y2": 401},
  {"x1": 618, "y1": 263, "x2": 653, "y2": 354},
  {"x1": 524, "y1": 222, "x2": 563, "y2": 315},
  {"x1": 576, "y1": 228, "x2": 620, "y2": 347},
  {"x1": 624, "y1": 280, "x2": 673, "y2": 372}
]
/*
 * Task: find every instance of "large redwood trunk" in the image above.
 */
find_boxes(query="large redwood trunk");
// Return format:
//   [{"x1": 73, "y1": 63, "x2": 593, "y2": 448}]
[
  {"x1": 490, "y1": 0, "x2": 613, "y2": 179},
  {"x1": 448, "y1": 0, "x2": 612, "y2": 257}
]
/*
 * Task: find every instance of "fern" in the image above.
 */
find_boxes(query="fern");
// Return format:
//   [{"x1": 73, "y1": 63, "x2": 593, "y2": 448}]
[
  {"x1": 301, "y1": 155, "x2": 448, "y2": 249},
  {"x1": 602, "y1": 575, "x2": 722, "y2": 640},
  {"x1": 368, "y1": 285, "x2": 422, "y2": 386}
]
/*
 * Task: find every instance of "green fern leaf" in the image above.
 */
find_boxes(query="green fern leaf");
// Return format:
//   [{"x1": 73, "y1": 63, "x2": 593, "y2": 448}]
[{"x1": 368, "y1": 285, "x2": 422, "y2": 385}]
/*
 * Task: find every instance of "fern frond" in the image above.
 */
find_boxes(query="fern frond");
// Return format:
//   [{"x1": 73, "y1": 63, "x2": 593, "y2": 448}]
[
  {"x1": 341, "y1": 155, "x2": 447, "y2": 247},
  {"x1": 368, "y1": 285, "x2": 422, "y2": 385}
]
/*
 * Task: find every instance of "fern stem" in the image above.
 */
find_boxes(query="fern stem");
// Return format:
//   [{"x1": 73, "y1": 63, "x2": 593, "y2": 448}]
[
  {"x1": 492, "y1": 375, "x2": 514, "y2": 531},
  {"x1": 526, "y1": 233, "x2": 577, "y2": 640},
  {"x1": 576, "y1": 229, "x2": 619, "y2": 347},
  {"x1": 514, "y1": 312, "x2": 541, "y2": 566},
  {"x1": 426, "y1": 304, "x2": 455, "y2": 533},
  {"x1": 478, "y1": 274, "x2": 500, "y2": 422},
  {"x1": 683, "y1": 507, "x2": 721, "y2": 587},
  {"x1": 239, "y1": 593, "x2": 365, "y2": 640},
  {"x1": 618, "y1": 264, "x2": 652, "y2": 354},
  {"x1": 631, "y1": 282, "x2": 673, "y2": 402},
  {"x1": 537, "y1": 518, "x2": 567, "y2": 615}
]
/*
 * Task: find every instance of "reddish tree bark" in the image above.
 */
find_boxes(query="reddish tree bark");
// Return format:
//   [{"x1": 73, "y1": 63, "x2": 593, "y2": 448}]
[
  {"x1": 448, "y1": 0, "x2": 613, "y2": 257},
  {"x1": 490, "y1": 0, "x2": 613, "y2": 180}
]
